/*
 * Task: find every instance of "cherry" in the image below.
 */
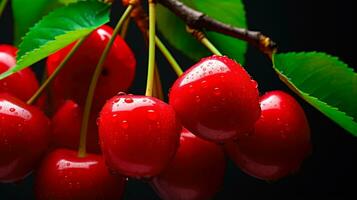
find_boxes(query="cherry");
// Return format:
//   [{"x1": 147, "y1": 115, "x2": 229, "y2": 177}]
[
  {"x1": 98, "y1": 95, "x2": 181, "y2": 178},
  {"x1": 51, "y1": 100, "x2": 100, "y2": 153},
  {"x1": 151, "y1": 129, "x2": 226, "y2": 200},
  {"x1": 34, "y1": 149, "x2": 125, "y2": 200},
  {"x1": 46, "y1": 25, "x2": 136, "y2": 112},
  {"x1": 225, "y1": 90, "x2": 311, "y2": 180},
  {"x1": 169, "y1": 55, "x2": 260, "y2": 142},
  {"x1": 225, "y1": 141, "x2": 299, "y2": 181},
  {"x1": 0, "y1": 45, "x2": 40, "y2": 102},
  {"x1": 0, "y1": 93, "x2": 50, "y2": 183}
]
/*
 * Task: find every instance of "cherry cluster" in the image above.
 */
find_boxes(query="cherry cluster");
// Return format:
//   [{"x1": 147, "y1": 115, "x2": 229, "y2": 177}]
[{"x1": 0, "y1": 25, "x2": 311, "y2": 199}]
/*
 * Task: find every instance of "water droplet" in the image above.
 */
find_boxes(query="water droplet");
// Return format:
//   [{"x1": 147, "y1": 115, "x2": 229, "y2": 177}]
[
  {"x1": 142, "y1": 99, "x2": 147, "y2": 103},
  {"x1": 213, "y1": 87, "x2": 221, "y2": 96},
  {"x1": 147, "y1": 110, "x2": 157, "y2": 121},
  {"x1": 251, "y1": 80, "x2": 258, "y2": 88},
  {"x1": 117, "y1": 91, "x2": 126, "y2": 96},
  {"x1": 188, "y1": 84, "x2": 194, "y2": 93},
  {"x1": 2, "y1": 82, "x2": 8, "y2": 86},
  {"x1": 9, "y1": 108, "x2": 15, "y2": 112},
  {"x1": 124, "y1": 98, "x2": 133, "y2": 103},
  {"x1": 195, "y1": 96, "x2": 201, "y2": 103},
  {"x1": 114, "y1": 98, "x2": 120, "y2": 103},
  {"x1": 112, "y1": 113, "x2": 118, "y2": 118},
  {"x1": 201, "y1": 80, "x2": 207, "y2": 88},
  {"x1": 121, "y1": 120, "x2": 129, "y2": 129}
]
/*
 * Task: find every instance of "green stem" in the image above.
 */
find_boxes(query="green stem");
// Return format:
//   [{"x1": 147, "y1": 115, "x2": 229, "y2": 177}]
[
  {"x1": 78, "y1": 5, "x2": 134, "y2": 157},
  {"x1": 0, "y1": 0, "x2": 8, "y2": 19},
  {"x1": 155, "y1": 35, "x2": 183, "y2": 76},
  {"x1": 145, "y1": 0, "x2": 156, "y2": 96},
  {"x1": 201, "y1": 37, "x2": 222, "y2": 56},
  {"x1": 154, "y1": 64, "x2": 164, "y2": 100},
  {"x1": 120, "y1": 17, "x2": 131, "y2": 39},
  {"x1": 27, "y1": 36, "x2": 88, "y2": 105}
]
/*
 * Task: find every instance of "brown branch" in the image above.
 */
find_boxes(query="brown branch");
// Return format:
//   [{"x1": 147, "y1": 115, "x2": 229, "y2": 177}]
[{"x1": 156, "y1": 0, "x2": 277, "y2": 57}]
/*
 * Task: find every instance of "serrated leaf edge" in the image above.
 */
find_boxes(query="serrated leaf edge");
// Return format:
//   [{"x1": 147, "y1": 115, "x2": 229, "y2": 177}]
[{"x1": 272, "y1": 52, "x2": 357, "y2": 135}]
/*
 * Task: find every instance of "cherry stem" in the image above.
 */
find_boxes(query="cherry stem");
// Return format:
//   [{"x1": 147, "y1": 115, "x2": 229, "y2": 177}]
[
  {"x1": 155, "y1": 35, "x2": 183, "y2": 76},
  {"x1": 153, "y1": 64, "x2": 164, "y2": 100},
  {"x1": 120, "y1": 17, "x2": 131, "y2": 39},
  {"x1": 145, "y1": 0, "x2": 156, "y2": 97},
  {"x1": 0, "y1": 0, "x2": 8, "y2": 19},
  {"x1": 26, "y1": 36, "x2": 88, "y2": 105},
  {"x1": 201, "y1": 37, "x2": 222, "y2": 56},
  {"x1": 78, "y1": 4, "x2": 134, "y2": 158},
  {"x1": 186, "y1": 26, "x2": 222, "y2": 56}
]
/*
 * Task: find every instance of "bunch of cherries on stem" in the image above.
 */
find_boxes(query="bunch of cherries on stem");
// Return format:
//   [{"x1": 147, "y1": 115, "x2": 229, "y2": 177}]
[{"x1": 0, "y1": 25, "x2": 311, "y2": 200}]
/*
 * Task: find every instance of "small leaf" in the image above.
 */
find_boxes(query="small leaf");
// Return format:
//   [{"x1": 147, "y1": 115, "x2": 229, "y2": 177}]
[
  {"x1": 273, "y1": 52, "x2": 357, "y2": 135},
  {"x1": 157, "y1": 0, "x2": 247, "y2": 64},
  {"x1": 0, "y1": 1, "x2": 110, "y2": 80}
]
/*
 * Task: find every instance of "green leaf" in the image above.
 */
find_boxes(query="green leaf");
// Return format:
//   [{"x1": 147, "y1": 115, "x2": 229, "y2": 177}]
[
  {"x1": 12, "y1": 0, "x2": 81, "y2": 45},
  {"x1": 0, "y1": 1, "x2": 110, "y2": 80},
  {"x1": 157, "y1": 0, "x2": 247, "y2": 64},
  {"x1": 273, "y1": 52, "x2": 357, "y2": 136}
]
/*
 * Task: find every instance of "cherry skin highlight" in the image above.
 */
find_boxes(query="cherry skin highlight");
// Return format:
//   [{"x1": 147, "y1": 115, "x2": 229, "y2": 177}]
[
  {"x1": 169, "y1": 55, "x2": 260, "y2": 142},
  {"x1": 225, "y1": 90, "x2": 311, "y2": 180},
  {"x1": 0, "y1": 45, "x2": 40, "y2": 102},
  {"x1": 46, "y1": 25, "x2": 136, "y2": 112},
  {"x1": 0, "y1": 93, "x2": 50, "y2": 183},
  {"x1": 152, "y1": 129, "x2": 226, "y2": 200},
  {"x1": 35, "y1": 149, "x2": 126, "y2": 200},
  {"x1": 98, "y1": 95, "x2": 181, "y2": 178},
  {"x1": 51, "y1": 100, "x2": 100, "y2": 153}
]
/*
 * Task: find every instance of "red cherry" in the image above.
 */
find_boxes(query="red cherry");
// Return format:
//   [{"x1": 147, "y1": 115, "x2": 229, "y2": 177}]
[
  {"x1": 46, "y1": 25, "x2": 136, "y2": 111},
  {"x1": 152, "y1": 129, "x2": 226, "y2": 200},
  {"x1": 169, "y1": 55, "x2": 260, "y2": 142},
  {"x1": 98, "y1": 95, "x2": 181, "y2": 178},
  {"x1": 35, "y1": 149, "x2": 125, "y2": 200},
  {"x1": 225, "y1": 141, "x2": 299, "y2": 181},
  {"x1": 225, "y1": 90, "x2": 311, "y2": 180},
  {"x1": 51, "y1": 100, "x2": 100, "y2": 153},
  {"x1": 0, "y1": 45, "x2": 40, "y2": 102},
  {"x1": 0, "y1": 93, "x2": 50, "y2": 183}
]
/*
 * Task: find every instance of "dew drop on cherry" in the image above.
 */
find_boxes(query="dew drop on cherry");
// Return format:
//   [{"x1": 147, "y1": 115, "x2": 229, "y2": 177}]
[
  {"x1": 147, "y1": 109, "x2": 157, "y2": 121},
  {"x1": 120, "y1": 120, "x2": 129, "y2": 129},
  {"x1": 124, "y1": 98, "x2": 133, "y2": 103}
]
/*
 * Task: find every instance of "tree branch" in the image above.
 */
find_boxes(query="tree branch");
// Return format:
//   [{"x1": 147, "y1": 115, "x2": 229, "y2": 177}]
[{"x1": 156, "y1": 0, "x2": 277, "y2": 57}]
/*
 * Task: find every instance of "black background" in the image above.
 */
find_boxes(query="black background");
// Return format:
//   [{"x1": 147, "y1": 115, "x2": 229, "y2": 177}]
[{"x1": 1, "y1": 0, "x2": 357, "y2": 199}]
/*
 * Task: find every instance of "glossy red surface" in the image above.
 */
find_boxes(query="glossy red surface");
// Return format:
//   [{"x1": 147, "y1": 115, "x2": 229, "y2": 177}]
[
  {"x1": 0, "y1": 93, "x2": 50, "y2": 182},
  {"x1": 0, "y1": 45, "x2": 40, "y2": 102},
  {"x1": 152, "y1": 129, "x2": 226, "y2": 200},
  {"x1": 46, "y1": 25, "x2": 136, "y2": 112},
  {"x1": 51, "y1": 100, "x2": 100, "y2": 153},
  {"x1": 169, "y1": 55, "x2": 260, "y2": 142},
  {"x1": 98, "y1": 95, "x2": 181, "y2": 178},
  {"x1": 225, "y1": 140, "x2": 300, "y2": 181},
  {"x1": 35, "y1": 149, "x2": 125, "y2": 200},
  {"x1": 225, "y1": 90, "x2": 311, "y2": 180}
]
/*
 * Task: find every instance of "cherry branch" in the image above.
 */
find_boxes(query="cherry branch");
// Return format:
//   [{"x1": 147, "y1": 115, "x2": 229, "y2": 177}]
[{"x1": 156, "y1": 0, "x2": 277, "y2": 57}]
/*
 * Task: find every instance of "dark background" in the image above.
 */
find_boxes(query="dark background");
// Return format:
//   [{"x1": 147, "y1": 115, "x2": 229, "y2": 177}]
[{"x1": 1, "y1": 0, "x2": 357, "y2": 199}]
